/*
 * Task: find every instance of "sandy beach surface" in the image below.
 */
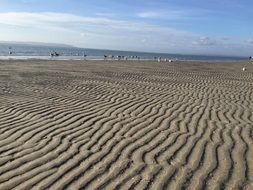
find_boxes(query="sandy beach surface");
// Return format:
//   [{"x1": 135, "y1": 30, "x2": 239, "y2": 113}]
[{"x1": 0, "y1": 60, "x2": 253, "y2": 190}]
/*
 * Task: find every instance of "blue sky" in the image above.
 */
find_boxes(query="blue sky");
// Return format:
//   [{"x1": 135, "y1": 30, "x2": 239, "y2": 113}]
[{"x1": 0, "y1": 0, "x2": 253, "y2": 56}]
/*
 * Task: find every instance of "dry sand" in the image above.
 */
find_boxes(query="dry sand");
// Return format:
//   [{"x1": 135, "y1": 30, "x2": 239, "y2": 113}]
[{"x1": 0, "y1": 60, "x2": 253, "y2": 190}]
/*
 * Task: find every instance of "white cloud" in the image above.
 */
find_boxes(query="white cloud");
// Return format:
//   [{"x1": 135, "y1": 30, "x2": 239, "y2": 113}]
[
  {"x1": 95, "y1": 13, "x2": 115, "y2": 17},
  {"x1": 137, "y1": 10, "x2": 187, "y2": 20},
  {"x1": 246, "y1": 38, "x2": 253, "y2": 44},
  {"x1": 0, "y1": 12, "x2": 125, "y2": 28},
  {"x1": 80, "y1": 32, "x2": 86, "y2": 37},
  {"x1": 192, "y1": 37, "x2": 216, "y2": 46},
  {"x1": 0, "y1": 12, "x2": 194, "y2": 51},
  {"x1": 0, "y1": 12, "x2": 189, "y2": 37},
  {"x1": 0, "y1": 12, "x2": 189, "y2": 34},
  {"x1": 138, "y1": 11, "x2": 163, "y2": 19},
  {"x1": 0, "y1": 12, "x2": 252, "y2": 56},
  {"x1": 136, "y1": 8, "x2": 211, "y2": 20}
]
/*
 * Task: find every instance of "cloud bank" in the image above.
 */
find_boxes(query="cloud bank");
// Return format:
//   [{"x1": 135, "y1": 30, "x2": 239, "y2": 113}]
[{"x1": 0, "y1": 12, "x2": 252, "y2": 56}]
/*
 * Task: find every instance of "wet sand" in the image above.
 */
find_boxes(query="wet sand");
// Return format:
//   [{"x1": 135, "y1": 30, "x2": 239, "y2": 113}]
[{"x1": 0, "y1": 60, "x2": 253, "y2": 189}]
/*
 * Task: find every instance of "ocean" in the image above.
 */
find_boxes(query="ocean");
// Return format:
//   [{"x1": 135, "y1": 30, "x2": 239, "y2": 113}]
[{"x1": 0, "y1": 43, "x2": 247, "y2": 61}]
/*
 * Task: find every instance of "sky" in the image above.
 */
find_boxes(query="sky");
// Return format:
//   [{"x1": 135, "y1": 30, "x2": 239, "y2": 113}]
[{"x1": 0, "y1": 0, "x2": 253, "y2": 56}]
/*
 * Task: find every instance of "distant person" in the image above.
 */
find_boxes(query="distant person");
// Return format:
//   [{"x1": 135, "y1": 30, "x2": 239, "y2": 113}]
[
  {"x1": 83, "y1": 52, "x2": 87, "y2": 60},
  {"x1": 249, "y1": 56, "x2": 252, "y2": 60},
  {"x1": 8, "y1": 46, "x2": 13, "y2": 55}
]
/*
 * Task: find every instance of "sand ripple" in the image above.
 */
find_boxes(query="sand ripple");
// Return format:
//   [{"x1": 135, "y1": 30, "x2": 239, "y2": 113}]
[{"x1": 0, "y1": 60, "x2": 253, "y2": 190}]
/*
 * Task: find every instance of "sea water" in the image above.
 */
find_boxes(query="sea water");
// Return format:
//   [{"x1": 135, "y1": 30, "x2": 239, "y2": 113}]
[{"x1": 0, "y1": 43, "x2": 246, "y2": 61}]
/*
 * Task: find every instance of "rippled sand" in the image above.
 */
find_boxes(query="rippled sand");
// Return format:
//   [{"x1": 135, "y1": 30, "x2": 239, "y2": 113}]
[{"x1": 0, "y1": 60, "x2": 253, "y2": 190}]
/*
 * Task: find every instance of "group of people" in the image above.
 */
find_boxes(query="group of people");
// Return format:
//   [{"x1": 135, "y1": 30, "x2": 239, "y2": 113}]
[
  {"x1": 103, "y1": 55, "x2": 140, "y2": 61},
  {"x1": 155, "y1": 57, "x2": 173, "y2": 62},
  {"x1": 50, "y1": 52, "x2": 87, "y2": 58},
  {"x1": 50, "y1": 52, "x2": 60, "y2": 57}
]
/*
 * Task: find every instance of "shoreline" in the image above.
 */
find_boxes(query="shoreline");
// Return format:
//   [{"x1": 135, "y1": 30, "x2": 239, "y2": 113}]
[{"x1": 0, "y1": 55, "x2": 248, "y2": 63}]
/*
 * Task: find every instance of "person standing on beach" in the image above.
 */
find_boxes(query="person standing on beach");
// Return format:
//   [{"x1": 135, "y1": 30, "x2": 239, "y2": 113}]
[{"x1": 83, "y1": 52, "x2": 87, "y2": 60}]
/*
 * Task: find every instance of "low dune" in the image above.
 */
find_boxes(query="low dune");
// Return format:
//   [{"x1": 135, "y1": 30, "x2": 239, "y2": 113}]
[{"x1": 0, "y1": 60, "x2": 253, "y2": 190}]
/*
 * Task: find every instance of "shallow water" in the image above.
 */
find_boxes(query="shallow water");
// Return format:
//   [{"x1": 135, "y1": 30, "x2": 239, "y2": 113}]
[{"x1": 0, "y1": 43, "x2": 247, "y2": 61}]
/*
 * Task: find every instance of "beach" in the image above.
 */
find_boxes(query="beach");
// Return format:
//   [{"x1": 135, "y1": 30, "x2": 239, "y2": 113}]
[{"x1": 0, "y1": 59, "x2": 253, "y2": 189}]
